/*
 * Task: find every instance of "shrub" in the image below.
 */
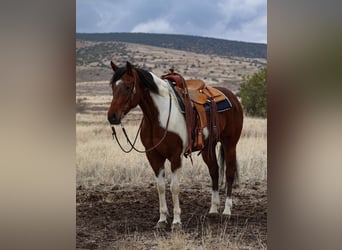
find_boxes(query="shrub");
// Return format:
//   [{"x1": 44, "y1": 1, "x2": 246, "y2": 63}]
[{"x1": 238, "y1": 67, "x2": 267, "y2": 118}]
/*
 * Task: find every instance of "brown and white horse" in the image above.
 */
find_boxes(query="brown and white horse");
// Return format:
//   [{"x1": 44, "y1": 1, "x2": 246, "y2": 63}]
[{"x1": 107, "y1": 61, "x2": 243, "y2": 229}]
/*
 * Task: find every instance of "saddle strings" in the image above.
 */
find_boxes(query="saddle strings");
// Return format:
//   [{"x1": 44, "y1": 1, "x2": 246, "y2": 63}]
[{"x1": 111, "y1": 71, "x2": 139, "y2": 153}]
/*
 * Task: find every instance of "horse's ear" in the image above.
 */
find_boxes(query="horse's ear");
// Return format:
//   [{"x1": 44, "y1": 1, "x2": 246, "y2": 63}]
[
  {"x1": 126, "y1": 61, "x2": 133, "y2": 76},
  {"x1": 110, "y1": 61, "x2": 118, "y2": 72}
]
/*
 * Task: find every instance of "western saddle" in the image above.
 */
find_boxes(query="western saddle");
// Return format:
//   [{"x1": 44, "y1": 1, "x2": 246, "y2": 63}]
[{"x1": 161, "y1": 69, "x2": 227, "y2": 156}]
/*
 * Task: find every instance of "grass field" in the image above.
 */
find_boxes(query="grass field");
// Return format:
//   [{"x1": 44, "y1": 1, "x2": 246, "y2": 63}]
[{"x1": 76, "y1": 113, "x2": 266, "y2": 189}]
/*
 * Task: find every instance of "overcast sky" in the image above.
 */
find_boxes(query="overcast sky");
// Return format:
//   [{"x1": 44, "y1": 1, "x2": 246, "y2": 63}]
[{"x1": 76, "y1": 0, "x2": 267, "y2": 44}]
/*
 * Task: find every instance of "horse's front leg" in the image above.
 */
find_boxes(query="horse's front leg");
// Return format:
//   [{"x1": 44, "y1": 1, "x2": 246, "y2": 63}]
[
  {"x1": 155, "y1": 168, "x2": 169, "y2": 228},
  {"x1": 148, "y1": 153, "x2": 169, "y2": 229}
]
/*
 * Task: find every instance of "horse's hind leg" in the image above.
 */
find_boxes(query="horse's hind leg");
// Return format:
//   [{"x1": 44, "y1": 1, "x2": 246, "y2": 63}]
[
  {"x1": 202, "y1": 146, "x2": 220, "y2": 214},
  {"x1": 170, "y1": 157, "x2": 182, "y2": 229},
  {"x1": 222, "y1": 141, "x2": 239, "y2": 216}
]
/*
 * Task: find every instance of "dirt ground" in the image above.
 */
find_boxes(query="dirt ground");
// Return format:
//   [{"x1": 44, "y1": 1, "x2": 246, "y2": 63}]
[{"x1": 76, "y1": 181, "x2": 267, "y2": 249}]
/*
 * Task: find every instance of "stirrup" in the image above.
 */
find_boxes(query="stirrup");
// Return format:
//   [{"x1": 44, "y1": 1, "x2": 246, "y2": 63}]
[{"x1": 184, "y1": 150, "x2": 193, "y2": 165}]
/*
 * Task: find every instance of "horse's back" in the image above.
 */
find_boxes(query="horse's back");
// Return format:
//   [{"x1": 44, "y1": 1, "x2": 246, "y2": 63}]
[{"x1": 214, "y1": 86, "x2": 243, "y2": 140}]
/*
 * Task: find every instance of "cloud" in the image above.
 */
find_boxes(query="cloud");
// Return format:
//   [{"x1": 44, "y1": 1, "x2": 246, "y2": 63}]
[
  {"x1": 211, "y1": 0, "x2": 267, "y2": 42},
  {"x1": 217, "y1": 14, "x2": 267, "y2": 43},
  {"x1": 132, "y1": 19, "x2": 174, "y2": 34},
  {"x1": 76, "y1": 0, "x2": 266, "y2": 43}
]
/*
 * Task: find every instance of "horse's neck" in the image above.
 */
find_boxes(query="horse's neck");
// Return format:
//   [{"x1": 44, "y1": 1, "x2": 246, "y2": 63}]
[
  {"x1": 138, "y1": 91, "x2": 160, "y2": 127},
  {"x1": 139, "y1": 79, "x2": 188, "y2": 151},
  {"x1": 139, "y1": 74, "x2": 171, "y2": 127},
  {"x1": 140, "y1": 90, "x2": 175, "y2": 136}
]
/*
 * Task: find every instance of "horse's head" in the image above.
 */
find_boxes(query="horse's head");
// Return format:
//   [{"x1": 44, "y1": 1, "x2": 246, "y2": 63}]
[{"x1": 107, "y1": 61, "x2": 142, "y2": 125}]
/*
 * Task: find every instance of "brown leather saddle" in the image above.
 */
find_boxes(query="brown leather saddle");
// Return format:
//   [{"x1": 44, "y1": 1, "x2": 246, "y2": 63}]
[{"x1": 161, "y1": 69, "x2": 227, "y2": 156}]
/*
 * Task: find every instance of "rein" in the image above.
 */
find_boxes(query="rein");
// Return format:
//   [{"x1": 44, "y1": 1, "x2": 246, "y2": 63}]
[{"x1": 111, "y1": 92, "x2": 172, "y2": 153}]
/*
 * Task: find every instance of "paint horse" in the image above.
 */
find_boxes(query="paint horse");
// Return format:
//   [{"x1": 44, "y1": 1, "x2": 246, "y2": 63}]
[{"x1": 107, "y1": 61, "x2": 243, "y2": 229}]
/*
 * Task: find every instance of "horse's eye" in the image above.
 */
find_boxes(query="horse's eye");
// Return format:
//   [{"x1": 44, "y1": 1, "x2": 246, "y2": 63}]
[{"x1": 125, "y1": 85, "x2": 131, "y2": 91}]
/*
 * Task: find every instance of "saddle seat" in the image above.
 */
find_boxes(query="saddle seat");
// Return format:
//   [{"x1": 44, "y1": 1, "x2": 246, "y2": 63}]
[{"x1": 186, "y1": 79, "x2": 227, "y2": 104}]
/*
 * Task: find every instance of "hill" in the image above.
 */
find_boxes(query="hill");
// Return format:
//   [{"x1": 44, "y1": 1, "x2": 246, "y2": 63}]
[
  {"x1": 76, "y1": 32, "x2": 266, "y2": 59},
  {"x1": 76, "y1": 39, "x2": 266, "y2": 92}
]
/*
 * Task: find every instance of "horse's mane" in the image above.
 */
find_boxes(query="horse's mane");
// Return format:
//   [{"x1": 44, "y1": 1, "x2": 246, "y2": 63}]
[
  {"x1": 135, "y1": 68, "x2": 159, "y2": 94},
  {"x1": 110, "y1": 66, "x2": 159, "y2": 95}
]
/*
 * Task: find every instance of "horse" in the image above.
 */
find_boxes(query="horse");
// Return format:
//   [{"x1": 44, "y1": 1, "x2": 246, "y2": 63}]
[{"x1": 107, "y1": 61, "x2": 243, "y2": 229}]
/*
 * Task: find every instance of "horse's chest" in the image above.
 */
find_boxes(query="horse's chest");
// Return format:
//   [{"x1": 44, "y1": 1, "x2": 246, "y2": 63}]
[
  {"x1": 140, "y1": 125, "x2": 185, "y2": 153},
  {"x1": 150, "y1": 94, "x2": 187, "y2": 152},
  {"x1": 159, "y1": 106, "x2": 187, "y2": 151}
]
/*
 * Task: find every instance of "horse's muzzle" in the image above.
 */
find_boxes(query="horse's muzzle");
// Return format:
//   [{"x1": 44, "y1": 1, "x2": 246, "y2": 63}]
[{"x1": 107, "y1": 114, "x2": 121, "y2": 125}]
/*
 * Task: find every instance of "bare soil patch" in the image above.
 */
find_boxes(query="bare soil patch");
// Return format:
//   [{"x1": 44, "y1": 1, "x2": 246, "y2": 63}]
[{"x1": 77, "y1": 181, "x2": 266, "y2": 249}]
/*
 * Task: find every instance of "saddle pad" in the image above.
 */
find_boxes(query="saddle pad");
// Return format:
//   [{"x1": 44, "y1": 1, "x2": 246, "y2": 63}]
[
  {"x1": 168, "y1": 81, "x2": 232, "y2": 113},
  {"x1": 204, "y1": 98, "x2": 232, "y2": 112}
]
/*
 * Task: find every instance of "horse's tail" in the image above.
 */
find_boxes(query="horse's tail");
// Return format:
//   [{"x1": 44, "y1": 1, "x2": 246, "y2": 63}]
[
  {"x1": 218, "y1": 144, "x2": 226, "y2": 189},
  {"x1": 218, "y1": 144, "x2": 240, "y2": 190},
  {"x1": 234, "y1": 159, "x2": 240, "y2": 188}
]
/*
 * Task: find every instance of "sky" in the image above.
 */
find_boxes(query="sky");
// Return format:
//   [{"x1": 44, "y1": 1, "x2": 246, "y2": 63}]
[{"x1": 76, "y1": 0, "x2": 267, "y2": 44}]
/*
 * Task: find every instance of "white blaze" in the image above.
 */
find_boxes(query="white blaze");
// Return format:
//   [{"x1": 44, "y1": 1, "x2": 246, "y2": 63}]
[{"x1": 115, "y1": 79, "x2": 122, "y2": 86}]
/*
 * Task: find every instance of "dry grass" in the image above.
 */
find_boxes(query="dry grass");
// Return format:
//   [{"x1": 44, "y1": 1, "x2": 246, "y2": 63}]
[
  {"x1": 105, "y1": 226, "x2": 266, "y2": 250},
  {"x1": 76, "y1": 109, "x2": 266, "y2": 188}
]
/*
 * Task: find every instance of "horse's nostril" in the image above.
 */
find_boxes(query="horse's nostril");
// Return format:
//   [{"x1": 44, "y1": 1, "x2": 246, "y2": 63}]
[
  {"x1": 108, "y1": 114, "x2": 120, "y2": 125},
  {"x1": 108, "y1": 114, "x2": 114, "y2": 123}
]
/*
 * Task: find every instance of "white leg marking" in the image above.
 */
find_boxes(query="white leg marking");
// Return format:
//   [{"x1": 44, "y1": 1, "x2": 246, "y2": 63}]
[
  {"x1": 222, "y1": 196, "x2": 233, "y2": 216},
  {"x1": 209, "y1": 190, "x2": 220, "y2": 214},
  {"x1": 170, "y1": 168, "x2": 181, "y2": 225},
  {"x1": 156, "y1": 169, "x2": 169, "y2": 223}
]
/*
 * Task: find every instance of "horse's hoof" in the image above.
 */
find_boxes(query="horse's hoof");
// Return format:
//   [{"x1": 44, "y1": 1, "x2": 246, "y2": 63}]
[
  {"x1": 208, "y1": 212, "x2": 220, "y2": 217},
  {"x1": 155, "y1": 221, "x2": 168, "y2": 229},
  {"x1": 222, "y1": 213, "x2": 231, "y2": 220},
  {"x1": 171, "y1": 222, "x2": 182, "y2": 231},
  {"x1": 208, "y1": 212, "x2": 220, "y2": 222}
]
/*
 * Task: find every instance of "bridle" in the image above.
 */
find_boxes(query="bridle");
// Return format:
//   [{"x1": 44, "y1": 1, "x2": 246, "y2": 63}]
[
  {"x1": 110, "y1": 70, "x2": 172, "y2": 153},
  {"x1": 119, "y1": 73, "x2": 137, "y2": 121}
]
